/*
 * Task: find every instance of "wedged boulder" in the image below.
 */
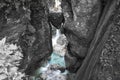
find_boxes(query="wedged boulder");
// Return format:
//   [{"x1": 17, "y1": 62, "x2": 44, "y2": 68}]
[
  {"x1": 47, "y1": 0, "x2": 64, "y2": 29},
  {"x1": 62, "y1": 0, "x2": 101, "y2": 72},
  {"x1": 48, "y1": 13, "x2": 64, "y2": 29}
]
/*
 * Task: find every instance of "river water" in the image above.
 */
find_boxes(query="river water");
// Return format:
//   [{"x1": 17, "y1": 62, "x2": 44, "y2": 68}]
[
  {"x1": 34, "y1": 0, "x2": 68, "y2": 79},
  {"x1": 38, "y1": 28, "x2": 68, "y2": 80}
]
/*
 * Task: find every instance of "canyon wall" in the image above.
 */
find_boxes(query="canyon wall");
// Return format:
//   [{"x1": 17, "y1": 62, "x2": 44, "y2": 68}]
[{"x1": 0, "y1": 0, "x2": 120, "y2": 80}]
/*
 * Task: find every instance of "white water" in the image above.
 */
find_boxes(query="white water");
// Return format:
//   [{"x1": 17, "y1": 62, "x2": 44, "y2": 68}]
[
  {"x1": 37, "y1": 0, "x2": 67, "y2": 78},
  {"x1": 52, "y1": 29, "x2": 61, "y2": 48},
  {"x1": 55, "y1": 0, "x2": 61, "y2": 8}
]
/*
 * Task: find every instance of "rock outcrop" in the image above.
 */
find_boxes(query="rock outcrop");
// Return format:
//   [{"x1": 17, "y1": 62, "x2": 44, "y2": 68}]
[
  {"x1": 62, "y1": 0, "x2": 101, "y2": 73},
  {"x1": 20, "y1": 0, "x2": 53, "y2": 75},
  {"x1": 0, "y1": 0, "x2": 120, "y2": 80},
  {"x1": 75, "y1": 0, "x2": 118, "y2": 80},
  {"x1": 0, "y1": 0, "x2": 53, "y2": 76},
  {"x1": 89, "y1": 1, "x2": 120, "y2": 80}
]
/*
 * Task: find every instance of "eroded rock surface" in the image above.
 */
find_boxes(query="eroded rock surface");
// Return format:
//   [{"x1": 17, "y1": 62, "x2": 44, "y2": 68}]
[
  {"x1": 0, "y1": 0, "x2": 53, "y2": 76},
  {"x1": 20, "y1": 0, "x2": 52, "y2": 75},
  {"x1": 62, "y1": 0, "x2": 101, "y2": 72},
  {"x1": 0, "y1": 0, "x2": 120, "y2": 80},
  {"x1": 90, "y1": 2, "x2": 120, "y2": 80}
]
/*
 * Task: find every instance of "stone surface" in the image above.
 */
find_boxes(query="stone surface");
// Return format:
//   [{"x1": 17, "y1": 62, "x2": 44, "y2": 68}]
[
  {"x1": 90, "y1": 2, "x2": 120, "y2": 80},
  {"x1": 38, "y1": 53, "x2": 68, "y2": 80},
  {"x1": 62, "y1": 0, "x2": 101, "y2": 73},
  {"x1": 48, "y1": 0, "x2": 64, "y2": 29},
  {"x1": 19, "y1": 0, "x2": 52, "y2": 75},
  {"x1": 0, "y1": 0, "x2": 53, "y2": 76},
  {"x1": 48, "y1": 13, "x2": 64, "y2": 29}
]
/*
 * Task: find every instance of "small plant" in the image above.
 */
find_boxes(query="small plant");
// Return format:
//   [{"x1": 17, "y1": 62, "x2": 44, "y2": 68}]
[{"x1": 0, "y1": 37, "x2": 25, "y2": 80}]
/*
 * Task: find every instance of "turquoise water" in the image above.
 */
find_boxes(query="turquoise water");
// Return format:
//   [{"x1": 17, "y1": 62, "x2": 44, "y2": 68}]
[
  {"x1": 36, "y1": 52, "x2": 66, "y2": 75},
  {"x1": 49, "y1": 52, "x2": 66, "y2": 67}
]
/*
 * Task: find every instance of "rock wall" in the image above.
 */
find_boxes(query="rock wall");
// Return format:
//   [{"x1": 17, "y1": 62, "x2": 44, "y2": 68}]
[
  {"x1": 62, "y1": 0, "x2": 101, "y2": 72},
  {"x1": 0, "y1": 0, "x2": 53, "y2": 76},
  {"x1": 0, "y1": 0, "x2": 120, "y2": 80},
  {"x1": 76, "y1": 0, "x2": 119, "y2": 80},
  {"x1": 20, "y1": 0, "x2": 53, "y2": 75},
  {"x1": 90, "y1": 1, "x2": 120, "y2": 80}
]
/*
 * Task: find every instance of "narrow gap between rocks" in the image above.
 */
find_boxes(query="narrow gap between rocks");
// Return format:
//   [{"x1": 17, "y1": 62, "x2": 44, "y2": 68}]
[{"x1": 32, "y1": 0, "x2": 69, "y2": 80}]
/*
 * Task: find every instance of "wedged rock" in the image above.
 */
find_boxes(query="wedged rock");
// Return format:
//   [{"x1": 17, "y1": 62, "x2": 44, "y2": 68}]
[
  {"x1": 48, "y1": 13, "x2": 64, "y2": 29},
  {"x1": 48, "y1": 0, "x2": 64, "y2": 29},
  {"x1": 0, "y1": 1, "x2": 30, "y2": 43},
  {"x1": 62, "y1": 0, "x2": 101, "y2": 73}
]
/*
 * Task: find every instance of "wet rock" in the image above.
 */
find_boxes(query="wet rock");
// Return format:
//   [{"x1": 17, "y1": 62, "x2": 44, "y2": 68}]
[
  {"x1": 48, "y1": 13, "x2": 64, "y2": 29},
  {"x1": 40, "y1": 64, "x2": 67, "y2": 80},
  {"x1": 48, "y1": 0, "x2": 64, "y2": 29},
  {"x1": 67, "y1": 73, "x2": 76, "y2": 80},
  {"x1": 0, "y1": 1, "x2": 28, "y2": 43}
]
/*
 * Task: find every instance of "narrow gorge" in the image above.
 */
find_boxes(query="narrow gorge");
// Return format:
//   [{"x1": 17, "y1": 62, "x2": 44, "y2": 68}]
[{"x1": 0, "y1": 0, "x2": 120, "y2": 80}]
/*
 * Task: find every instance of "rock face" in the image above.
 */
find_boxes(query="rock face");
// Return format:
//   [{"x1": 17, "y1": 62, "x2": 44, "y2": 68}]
[
  {"x1": 0, "y1": 0, "x2": 53, "y2": 76},
  {"x1": 62, "y1": 0, "x2": 101, "y2": 72},
  {"x1": 1, "y1": 0, "x2": 120, "y2": 80},
  {"x1": 76, "y1": 0, "x2": 118, "y2": 80},
  {"x1": 20, "y1": 0, "x2": 53, "y2": 75},
  {"x1": 89, "y1": 2, "x2": 120, "y2": 80},
  {"x1": 48, "y1": 0, "x2": 64, "y2": 29}
]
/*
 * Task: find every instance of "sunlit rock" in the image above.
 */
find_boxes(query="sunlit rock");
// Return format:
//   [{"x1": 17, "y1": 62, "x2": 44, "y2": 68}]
[{"x1": 48, "y1": 0, "x2": 64, "y2": 29}]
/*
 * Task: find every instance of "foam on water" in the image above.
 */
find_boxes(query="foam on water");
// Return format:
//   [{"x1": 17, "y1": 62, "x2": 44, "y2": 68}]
[
  {"x1": 52, "y1": 29, "x2": 61, "y2": 47},
  {"x1": 38, "y1": 28, "x2": 68, "y2": 80}
]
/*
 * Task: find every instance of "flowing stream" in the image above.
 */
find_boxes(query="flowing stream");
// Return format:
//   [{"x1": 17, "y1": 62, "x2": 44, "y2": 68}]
[
  {"x1": 32, "y1": 27, "x2": 68, "y2": 80},
  {"x1": 39, "y1": 28, "x2": 68, "y2": 80},
  {"x1": 33, "y1": 0, "x2": 68, "y2": 79}
]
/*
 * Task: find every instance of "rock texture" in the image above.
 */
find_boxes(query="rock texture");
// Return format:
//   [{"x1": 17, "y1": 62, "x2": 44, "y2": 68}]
[
  {"x1": 20, "y1": 0, "x2": 52, "y2": 75},
  {"x1": 76, "y1": 0, "x2": 118, "y2": 80},
  {"x1": 62, "y1": 0, "x2": 101, "y2": 72},
  {"x1": 90, "y1": 1, "x2": 120, "y2": 80},
  {"x1": 0, "y1": 0, "x2": 53, "y2": 76}
]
